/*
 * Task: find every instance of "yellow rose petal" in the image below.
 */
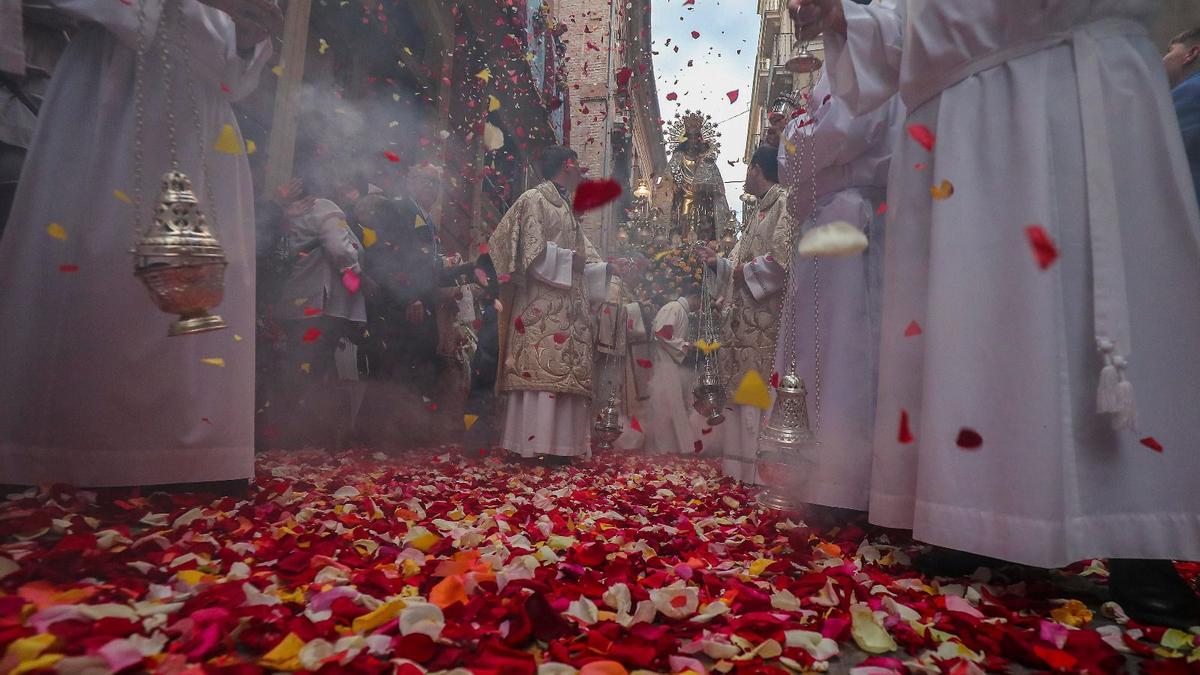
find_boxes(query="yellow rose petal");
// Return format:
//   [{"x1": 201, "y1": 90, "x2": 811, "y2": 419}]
[
  {"x1": 352, "y1": 600, "x2": 404, "y2": 634},
  {"x1": 114, "y1": 189, "x2": 133, "y2": 204},
  {"x1": 46, "y1": 223, "x2": 66, "y2": 241},
  {"x1": 201, "y1": 358, "x2": 226, "y2": 368},
  {"x1": 361, "y1": 227, "x2": 378, "y2": 248},
  {"x1": 213, "y1": 124, "x2": 245, "y2": 155},
  {"x1": 931, "y1": 179, "x2": 955, "y2": 201},
  {"x1": 733, "y1": 370, "x2": 771, "y2": 410},
  {"x1": 259, "y1": 633, "x2": 305, "y2": 671}
]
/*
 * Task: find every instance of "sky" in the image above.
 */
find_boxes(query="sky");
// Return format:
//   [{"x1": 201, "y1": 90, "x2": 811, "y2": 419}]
[{"x1": 650, "y1": 0, "x2": 760, "y2": 214}]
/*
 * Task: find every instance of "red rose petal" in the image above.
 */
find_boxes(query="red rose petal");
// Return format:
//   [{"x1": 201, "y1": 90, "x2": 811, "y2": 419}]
[
  {"x1": 726, "y1": 89, "x2": 739, "y2": 104},
  {"x1": 342, "y1": 268, "x2": 361, "y2": 294},
  {"x1": 694, "y1": 440, "x2": 704, "y2": 453},
  {"x1": 1140, "y1": 437, "x2": 1164, "y2": 453},
  {"x1": 636, "y1": 359, "x2": 653, "y2": 369},
  {"x1": 630, "y1": 416, "x2": 643, "y2": 433},
  {"x1": 904, "y1": 321, "x2": 922, "y2": 337},
  {"x1": 301, "y1": 327, "x2": 322, "y2": 343},
  {"x1": 1025, "y1": 225, "x2": 1059, "y2": 270},
  {"x1": 58, "y1": 264, "x2": 79, "y2": 272},
  {"x1": 907, "y1": 123, "x2": 936, "y2": 152},
  {"x1": 572, "y1": 179, "x2": 624, "y2": 214},
  {"x1": 956, "y1": 427, "x2": 983, "y2": 449},
  {"x1": 654, "y1": 325, "x2": 674, "y2": 340},
  {"x1": 898, "y1": 410, "x2": 915, "y2": 444},
  {"x1": 876, "y1": 201, "x2": 888, "y2": 215},
  {"x1": 383, "y1": 150, "x2": 401, "y2": 162}
]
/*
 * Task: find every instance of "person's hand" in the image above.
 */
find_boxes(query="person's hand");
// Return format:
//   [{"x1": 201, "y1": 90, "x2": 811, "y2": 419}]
[
  {"x1": 284, "y1": 196, "x2": 316, "y2": 218},
  {"x1": 273, "y1": 178, "x2": 303, "y2": 205},
  {"x1": 787, "y1": 0, "x2": 845, "y2": 41},
  {"x1": 194, "y1": 0, "x2": 284, "y2": 44},
  {"x1": 406, "y1": 301, "x2": 426, "y2": 324}
]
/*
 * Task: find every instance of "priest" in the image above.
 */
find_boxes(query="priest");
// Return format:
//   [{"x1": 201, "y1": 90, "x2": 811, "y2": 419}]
[
  {"x1": 775, "y1": 72, "x2": 899, "y2": 517},
  {"x1": 706, "y1": 146, "x2": 794, "y2": 483},
  {"x1": 645, "y1": 281, "x2": 703, "y2": 456},
  {"x1": 488, "y1": 147, "x2": 610, "y2": 462},
  {"x1": 790, "y1": 0, "x2": 1200, "y2": 625},
  {"x1": 0, "y1": 0, "x2": 277, "y2": 488}
]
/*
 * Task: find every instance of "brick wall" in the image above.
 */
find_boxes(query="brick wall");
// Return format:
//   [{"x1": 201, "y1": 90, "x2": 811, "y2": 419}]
[{"x1": 556, "y1": 0, "x2": 622, "y2": 241}]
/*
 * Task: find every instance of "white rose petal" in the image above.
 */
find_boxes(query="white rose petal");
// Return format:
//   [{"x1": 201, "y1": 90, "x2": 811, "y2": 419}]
[
  {"x1": 603, "y1": 583, "x2": 632, "y2": 615},
  {"x1": 771, "y1": 589, "x2": 801, "y2": 612},
  {"x1": 650, "y1": 582, "x2": 699, "y2": 619},
  {"x1": 171, "y1": 507, "x2": 206, "y2": 529},
  {"x1": 565, "y1": 597, "x2": 599, "y2": 625},
  {"x1": 400, "y1": 602, "x2": 446, "y2": 639},
  {"x1": 299, "y1": 639, "x2": 336, "y2": 671}
]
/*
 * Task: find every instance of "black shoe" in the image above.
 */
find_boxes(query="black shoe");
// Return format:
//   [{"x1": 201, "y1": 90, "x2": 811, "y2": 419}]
[
  {"x1": 1109, "y1": 558, "x2": 1200, "y2": 629},
  {"x1": 913, "y1": 546, "x2": 1007, "y2": 578}
]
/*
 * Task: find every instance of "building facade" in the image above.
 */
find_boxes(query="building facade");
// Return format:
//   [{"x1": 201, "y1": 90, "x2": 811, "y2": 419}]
[
  {"x1": 555, "y1": 0, "x2": 668, "y2": 252},
  {"x1": 742, "y1": 0, "x2": 824, "y2": 162}
]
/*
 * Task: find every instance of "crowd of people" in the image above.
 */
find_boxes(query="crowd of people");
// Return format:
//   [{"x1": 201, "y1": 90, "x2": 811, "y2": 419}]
[{"x1": 4, "y1": 0, "x2": 1200, "y2": 632}]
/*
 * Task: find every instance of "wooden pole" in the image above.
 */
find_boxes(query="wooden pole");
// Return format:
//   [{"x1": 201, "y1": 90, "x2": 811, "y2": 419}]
[{"x1": 264, "y1": 0, "x2": 313, "y2": 192}]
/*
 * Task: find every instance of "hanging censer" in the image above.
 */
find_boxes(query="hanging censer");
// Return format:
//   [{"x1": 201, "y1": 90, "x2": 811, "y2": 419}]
[
  {"x1": 131, "y1": 0, "x2": 229, "y2": 336},
  {"x1": 756, "y1": 77, "x2": 823, "y2": 512},
  {"x1": 692, "y1": 254, "x2": 726, "y2": 427},
  {"x1": 594, "y1": 391, "x2": 624, "y2": 451}
]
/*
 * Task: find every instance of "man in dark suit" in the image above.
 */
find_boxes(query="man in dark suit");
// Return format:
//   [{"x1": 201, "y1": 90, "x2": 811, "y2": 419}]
[{"x1": 1165, "y1": 27, "x2": 1200, "y2": 205}]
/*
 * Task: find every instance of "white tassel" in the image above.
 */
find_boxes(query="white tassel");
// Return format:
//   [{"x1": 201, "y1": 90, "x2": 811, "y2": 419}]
[
  {"x1": 1097, "y1": 359, "x2": 1121, "y2": 413},
  {"x1": 1095, "y1": 339, "x2": 1120, "y2": 413},
  {"x1": 1112, "y1": 377, "x2": 1137, "y2": 431}
]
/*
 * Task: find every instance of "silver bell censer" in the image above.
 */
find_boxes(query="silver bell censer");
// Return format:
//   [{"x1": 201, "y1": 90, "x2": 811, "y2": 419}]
[
  {"x1": 692, "y1": 354, "x2": 727, "y2": 427},
  {"x1": 129, "y1": 0, "x2": 227, "y2": 337},
  {"x1": 134, "y1": 171, "x2": 228, "y2": 336},
  {"x1": 756, "y1": 372, "x2": 818, "y2": 511},
  {"x1": 594, "y1": 391, "x2": 624, "y2": 451},
  {"x1": 692, "y1": 261, "x2": 727, "y2": 427}
]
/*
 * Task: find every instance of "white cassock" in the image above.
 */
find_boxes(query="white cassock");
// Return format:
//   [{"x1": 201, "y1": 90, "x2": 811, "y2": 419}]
[
  {"x1": 826, "y1": 0, "x2": 1200, "y2": 567},
  {"x1": 0, "y1": 0, "x2": 270, "y2": 486},
  {"x1": 645, "y1": 299, "x2": 698, "y2": 455},
  {"x1": 775, "y1": 73, "x2": 900, "y2": 511}
]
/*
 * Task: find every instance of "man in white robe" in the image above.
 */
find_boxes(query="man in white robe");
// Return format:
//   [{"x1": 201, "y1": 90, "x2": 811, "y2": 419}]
[
  {"x1": 645, "y1": 287, "x2": 703, "y2": 455},
  {"x1": 791, "y1": 0, "x2": 1200, "y2": 624},
  {"x1": 707, "y1": 146, "x2": 793, "y2": 483},
  {"x1": 774, "y1": 72, "x2": 900, "y2": 515},
  {"x1": 0, "y1": 0, "x2": 275, "y2": 488},
  {"x1": 488, "y1": 147, "x2": 610, "y2": 462}
]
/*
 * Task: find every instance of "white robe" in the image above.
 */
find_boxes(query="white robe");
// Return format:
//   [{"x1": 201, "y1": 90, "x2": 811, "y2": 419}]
[
  {"x1": 645, "y1": 299, "x2": 698, "y2": 456},
  {"x1": 0, "y1": 0, "x2": 270, "y2": 486},
  {"x1": 827, "y1": 0, "x2": 1200, "y2": 567},
  {"x1": 774, "y1": 74, "x2": 899, "y2": 511}
]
